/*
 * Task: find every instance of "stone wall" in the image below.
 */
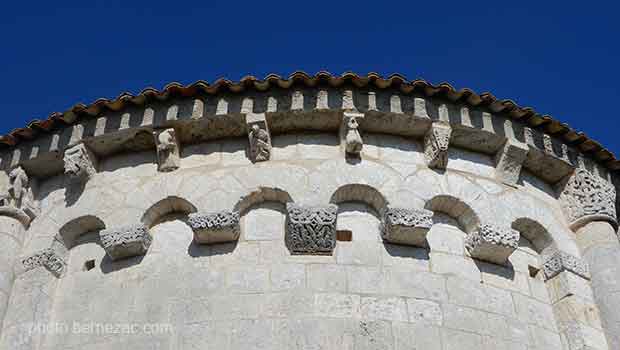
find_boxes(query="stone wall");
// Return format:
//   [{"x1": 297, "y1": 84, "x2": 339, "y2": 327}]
[{"x1": 0, "y1": 87, "x2": 616, "y2": 350}]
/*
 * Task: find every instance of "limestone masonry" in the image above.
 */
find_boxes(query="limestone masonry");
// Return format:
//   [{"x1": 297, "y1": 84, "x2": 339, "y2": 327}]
[{"x1": 0, "y1": 72, "x2": 618, "y2": 350}]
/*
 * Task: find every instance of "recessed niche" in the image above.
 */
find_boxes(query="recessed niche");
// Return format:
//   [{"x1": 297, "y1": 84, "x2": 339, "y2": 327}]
[
  {"x1": 528, "y1": 265, "x2": 540, "y2": 278},
  {"x1": 84, "y1": 259, "x2": 96, "y2": 271},
  {"x1": 336, "y1": 230, "x2": 352, "y2": 242}
]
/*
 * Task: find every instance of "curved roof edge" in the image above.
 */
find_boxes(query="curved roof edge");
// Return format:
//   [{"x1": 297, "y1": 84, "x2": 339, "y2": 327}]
[{"x1": 1, "y1": 71, "x2": 618, "y2": 172}]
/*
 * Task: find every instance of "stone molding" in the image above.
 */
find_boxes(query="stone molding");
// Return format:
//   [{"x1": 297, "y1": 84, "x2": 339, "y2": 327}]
[
  {"x1": 558, "y1": 168, "x2": 617, "y2": 230},
  {"x1": 424, "y1": 122, "x2": 452, "y2": 170},
  {"x1": 100, "y1": 224, "x2": 152, "y2": 261},
  {"x1": 188, "y1": 210, "x2": 240, "y2": 244},
  {"x1": 153, "y1": 128, "x2": 181, "y2": 172},
  {"x1": 0, "y1": 205, "x2": 31, "y2": 227},
  {"x1": 21, "y1": 248, "x2": 66, "y2": 277},
  {"x1": 380, "y1": 207, "x2": 433, "y2": 247},
  {"x1": 543, "y1": 250, "x2": 590, "y2": 281},
  {"x1": 246, "y1": 113, "x2": 272, "y2": 162},
  {"x1": 464, "y1": 223, "x2": 519, "y2": 265},
  {"x1": 63, "y1": 142, "x2": 98, "y2": 181},
  {"x1": 286, "y1": 203, "x2": 337, "y2": 255}
]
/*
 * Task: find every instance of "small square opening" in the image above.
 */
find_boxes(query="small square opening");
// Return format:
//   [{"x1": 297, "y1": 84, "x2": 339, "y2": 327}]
[
  {"x1": 336, "y1": 230, "x2": 352, "y2": 242},
  {"x1": 84, "y1": 259, "x2": 96, "y2": 271},
  {"x1": 528, "y1": 265, "x2": 540, "y2": 278}
]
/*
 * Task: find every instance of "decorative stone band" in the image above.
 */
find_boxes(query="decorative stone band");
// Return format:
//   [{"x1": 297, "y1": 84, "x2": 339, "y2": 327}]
[
  {"x1": 494, "y1": 138, "x2": 529, "y2": 186},
  {"x1": 543, "y1": 250, "x2": 590, "y2": 281},
  {"x1": 558, "y1": 168, "x2": 617, "y2": 230},
  {"x1": 188, "y1": 210, "x2": 240, "y2": 244},
  {"x1": 464, "y1": 223, "x2": 519, "y2": 265},
  {"x1": 99, "y1": 224, "x2": 152, "y2": 261},
  {"x1": 286, "y1": 203, "x2": 337, "y2": 255},
  {"x1": 424, "y1": 122, "x2": 452, "y2": 170},
  {"x1": 380, "y1": 207, "x2": 433, "y2": 247},
  {"x1": 21, "y1": 248, "x2": 66, "y2": 277}
]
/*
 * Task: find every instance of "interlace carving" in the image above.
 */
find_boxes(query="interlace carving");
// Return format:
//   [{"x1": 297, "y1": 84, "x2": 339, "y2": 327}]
[
  {"x1": 381, "y1": 207, "x2": 433, "y2": 247},
  {"x1": 465, "y1": 223, "x2": 519, "y2": 265},
  {"x1": 543, "y1": 250, "x2": 590, "y2": 280},
  {"x1": 22, "y1": 248, "x2": 66, "y2": 277},
  {"x1": 424, "y1": 122, "x2": 452, "y2": 169},
  {"x1": 286, "y1": 203, "x2": 337, "y2": 255},
  {"x1": 100, "y1": 224, "x2": 152, "y2": 260},
  {"x1": 188, "y1": 210, "x2": 240, "y2": 244},
  {"x1": 558, "y1": 168, "x2": 617, "y2": 228}
]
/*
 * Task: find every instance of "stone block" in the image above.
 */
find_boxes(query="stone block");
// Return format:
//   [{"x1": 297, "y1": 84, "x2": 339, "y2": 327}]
[
  {"x1": 63, "y1": 143, "x2": 98, "y2": 181},
  {"x1": 495, "y1": 138, "x2": 529, "y2": 185},
  {"x1": 406, "y1": 297, "x2": 443, "y2": 325},
  {"x1": 188, "y1": 210, "x2": 240, "y2": 244},
  {"x1": 424, "y1": 122, "x2": 451, "y2": 169},
  {"x1": 99, "y1": 224, "x2": 152, "y2": 261},
  {"x1": 380, "y1": 207, "x2": 433, "y2": 247},
  {"x1": 465, "y1": 223, "x2": 519, "y2": 265},
  {"x1": 286, "y1": 203, "x2": 337, "y2": 255},
  {"x1": 543, "y1": 250, "x2": 590, "y2": 281}
]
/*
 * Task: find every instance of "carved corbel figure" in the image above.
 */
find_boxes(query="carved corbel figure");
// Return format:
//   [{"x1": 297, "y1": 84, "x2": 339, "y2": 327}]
[
  {"x1": 63, "y1": 143, "x2": 98, "y2": 181},
  {"x1": 246, "y1": 113, "x2": 272, "y2": 162},
  {"x1": 342, "y1": 112, "x2": 364, "y2": 155},
  {"x1": 153, "y1": 128, "x2": 181, "y2": 172},
  {"x1": 424, "y1": 122, "x2": 452, "y2": 170},
  {"x1": 7, "y1": 166, "x2": 38, "y2": 218}
]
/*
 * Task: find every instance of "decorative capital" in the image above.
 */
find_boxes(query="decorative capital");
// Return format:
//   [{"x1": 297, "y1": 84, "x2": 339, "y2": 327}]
[
  {"x1": 188, "y1": 210, "x2": 240, "y2": 244},
  {"x1": 100, "y1": 224, "x2": 152, "y2": 261},
  {"x1": 153, "y1": 128, "x2": 181, "y2": 172},
  {"x1": 465, "y1": 223, "x2": 519, "y2": 265},
  {"x1": 495, "y1": 138, "x2": 529, "y2": 185},
  {"x1": 424, "y1": 122, "x2": 452, "y2": 170},
  {"x1": 21, "y1": 248, "x2": 66, "y2": 277},
  {"x1": 246, "y1": 113, "x2": 272, "y2": 162},
  {"x1": 381, "y1": 207, "x2": 433, "y2": 247},
  {"x1": 286, "y1": 203, "x2": 337, "y2": 255},
  {"x1": 543, "y1": 250, "x2": 590, "y2": 281},
  {"x1": 342, "y1": 111, "x2": 364, "y2": 156},
  {"x1": 558, "y1": 168, "x2": 617, "y2": 230},
  {"x1": 64, "y1": 143, "x2": 98, "y2": 181}
]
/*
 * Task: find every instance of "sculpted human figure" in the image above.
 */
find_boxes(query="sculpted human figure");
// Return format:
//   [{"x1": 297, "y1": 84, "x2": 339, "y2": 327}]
[
  {"x1": 8, "y1": 166, "x2": 29, "y2": 207},
  {"x1": 154, "y1": 128, "x2": 180, "y2": 171},
  {"x1": 249, "y1": 124, "x2": 271, "y2": 162},
  {"x1": 345, "y1": 114, "x2": 363, "y2": 155}
]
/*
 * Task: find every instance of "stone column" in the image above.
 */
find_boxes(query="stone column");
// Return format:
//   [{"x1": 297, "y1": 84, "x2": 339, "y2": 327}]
[{"x1": 558, "y1": 168, "x2": 620, "y2": 349}]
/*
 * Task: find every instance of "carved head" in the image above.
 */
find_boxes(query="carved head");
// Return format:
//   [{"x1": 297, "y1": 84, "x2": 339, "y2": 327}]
[{"x1": 347, "y1": 116, "x2": 359, "y2": 130}]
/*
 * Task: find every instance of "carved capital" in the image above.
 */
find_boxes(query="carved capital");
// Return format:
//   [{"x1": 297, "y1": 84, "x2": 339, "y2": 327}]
[
  {"x1": 424, "y1": 122, "x2": 452, "y2": 170},
  {"x1": 21, "y1": 248, "x2": 66, "y2": 277},
  {"x1": 341, "y1": 112, "x2": 364, "y2": 155},
  {"x1": 558, "y1": 168, "x2": 617, "y2": 230},
  {"x1": 246, "y1": 113, "x2": 272, "y2": 162},
  {"x1": 63, "y1": 143, "x2": 98, "y2": 180},
  {"x1": 465, "y1": 223, "x2": 519, "y2": 265},
  {"x1": 153, "y1": 128, "x2": 181, "y2": 172},
  {"x1": 495, "y1": 138, "x2": 529, "y2": 185},
  {"x1": 188, "y1": 210, "x2": 240, "y2": 244},
  {"x1": 543, "y1": 250, "x2": 590, "y2": 281},
  {"x1": 286, "y1": 203, "x2": 337, "y2": 255},
  {"x1": 381, "y1": 207, "x2": 433, "y2": 247},
  {"x1": 100, "y1": 224, "x2": 152, "y2": 261}
]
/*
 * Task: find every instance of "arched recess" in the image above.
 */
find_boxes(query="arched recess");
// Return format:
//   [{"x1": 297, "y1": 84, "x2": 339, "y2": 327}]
[
  {"x1": 56, "y1": 215, "x2": 107, "y2": 274},
  {"x1": 424, "y1": 195, "x2": 480, "y2": 234},
  {"x1": 58, "y1": 215, "x2": 106, "y2": 250},
  {"x1": 233, "y1": 187, "x2": 293, "y2": 215},
  {"x1": 329, "y1": 184, "x2": 389, "y2": 216},
  {"x1": 141, "y1": 196, "x2": 197, "y2": 228},
  {"x1": 329, "y1": 184, "x2": 388, "y2": 242},
  {"x1": 234, "y1": 187, "x2": 293, "y2": 242},
  {"x1": 511, "y1": 218, "x2": 556, "y2": 256}
]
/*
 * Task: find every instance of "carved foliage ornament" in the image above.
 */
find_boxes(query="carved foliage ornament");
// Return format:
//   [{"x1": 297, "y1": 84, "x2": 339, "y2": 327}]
[
  {"x1": 63, "y1": 143, "x2": 97, "y2": 180},
  {"x1": 465, "y1": 223, "x2": 519, "y2": 265},
  {"x1": 100, "y1": 224, "x2": 152, "y2": 261},
  {"x1": 381, "y1": 207, "x2": 433, "y2": 247},
  {"x1": 558, "y1": 168, "x2": 617, "y2": 228},
  {"x1": 286, "y1": 203, "x2": 337, "y2": 255},
  {"x1": 22, "y1": 248, "x2": 66, "y2": 277},
  {"x1": 424, "y1": 122, "x2": 452, "y2": 169},
  {"x1": 543, "y1": 250, "x2": 590, "y2": 281},
  {"x1": 188, "y1": 210, "x2": 240, "y2": 244}
]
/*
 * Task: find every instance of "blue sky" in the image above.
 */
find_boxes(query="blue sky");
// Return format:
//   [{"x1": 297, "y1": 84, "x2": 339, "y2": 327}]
[{"x1": 1, "y1": 1, "x2": 618, "y2": 154}]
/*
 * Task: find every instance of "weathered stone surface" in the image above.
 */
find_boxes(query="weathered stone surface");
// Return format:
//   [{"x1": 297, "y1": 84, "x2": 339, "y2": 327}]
[
  {"x1": 153, "y1": 128, "x2": 181, "y2": 172},
  {"x1": 558, "y1": 168, "x2": 617, "y2": 229},
  {"x1": 188, "y1": 210, "x2": 240, "y2": 244},
  {"x1": 246, "y1": 113, "x2": 272, "y2": 162},
  {"x1": 380, "y1": 207, "x2": 433, "y2": 247},
  {"x1": 424, "y1": 122, "x2": 451, "y2": 169},
  {"x1": 6, "y1": 166, "x2": 38, "y2": 219},
  {"x1": 63, "y1": 143, "x2": 97, "y2": 180},
  {"x1": 99, "y1": 224, "x2": 152, "y2": 260},
  {"x1": 465, "y1": 223, "x2": 519, "y2": 265},
  {"x1": 543, "y1": 250, "x2": 590, "y2": 280},
  {"x1": 286, "y1": 203, "x2": 337, "y2": 255},
  {"x1": 21, "y1": 248, "x2": 66, "y2": 277},
  {"x1": 342, "y1": 111, "x2": 364, "y2": 155},
  {"x1": 495, "y1": 138, "x2": 528, "y2": 185}
]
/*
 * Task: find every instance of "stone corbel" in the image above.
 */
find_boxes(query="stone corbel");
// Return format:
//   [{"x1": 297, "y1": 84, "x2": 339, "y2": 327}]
[
  {"x1": 153, "y1": 128, "x2": 181, "y2": 172},
  {"x1": 188, "y1": 210, "x2": 240, "y2": 244},
  {"x1": 424, "y1": 122, "x2": 452, "y2": 170},
  {"x1": 340, "y1": 111, "x2": 364, "y2": 156},
  {"x1": 63, "y1": 143, "x2": 98, "y2": 181},
  {"x1": 542, "y1": 250, "x2": 590, "y2": 281},
  {"x1": 464, "y1": 223, "x2": 519, "y2": 265},
  {"x1": 246, "y1": 113, "x2": 272, "y2": 162},
  {"x1": 6, "y1": 166, "x2": 38, "y2": 220},
  {"x1": 21, "y1": 248, "x2": 66, "y2": 277},
  {"x1": 100, "y1": 224, "x2": 152, "y2": 261},
  {"x1": 557, "y1": 168, "x2": 617, "y2": 230},
  {"x1": 286, "y1": 203, "x2": 337, "y2": 255},
  {"x1": 380, "y1": 207, "x2": 433, "y2": 247},
  {"x1": 494, "y1": 138, "x2": 529, "y2": 185}
]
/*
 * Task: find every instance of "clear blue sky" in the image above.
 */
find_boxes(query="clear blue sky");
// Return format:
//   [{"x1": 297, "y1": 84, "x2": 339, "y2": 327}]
[{"x1": 1, "y1": 1, "x2": 618, "y2": 154}]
